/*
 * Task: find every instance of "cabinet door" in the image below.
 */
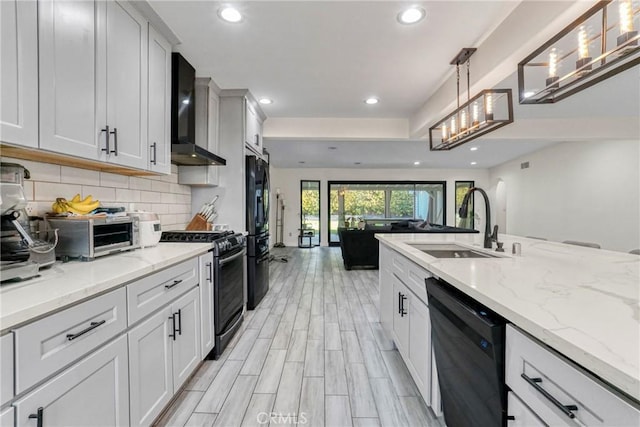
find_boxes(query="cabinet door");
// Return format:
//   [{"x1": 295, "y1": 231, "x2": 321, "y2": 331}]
[
  {"x1": 128, "y1": 306, "x2": 173, "y2": 427},
  {"x1": 408, "y1": 297, "x2": 431, "y2": 404},
  {"x1": 507, "y1": 392, "x2": 545, "y2": 427},
  {"x1": 13, "y1": 335, "x2": 129, "y2": 427},
  {"x1": 392, "y1": 277, "x2": 409, "y2": 356},
  {"x1": 103, "y1": 0, "x2": 148, "y2": 169},
  {"x1": 199, "y1": 252, "x2": 215, "y2": 359},
  {"x1": 39, "y1": 0, "x2": 102, "y2": 159},
  {"x1": 171, "y1": 287, "x2": 201, "y2": 390},
  {"x1": 1, "y1": 0, "x2": 38, "y2": 147},
  {"x1": 244, "y1": 100, "x2": 262, "y2": 153},
  {"x1": 148, "y1": 24, "x2": 171, "y2": 174},
  {"x1": 0, "y1": 407, "x2": 14, "y2": 427},
  {"x1": 0, "y1": 334, "x2": 13, "y2": 406}
]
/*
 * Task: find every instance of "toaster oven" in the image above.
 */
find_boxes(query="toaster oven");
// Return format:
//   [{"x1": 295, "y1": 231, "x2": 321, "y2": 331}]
[{"x1": 47, "y1": 216, "x2": 140, "y2": 261}]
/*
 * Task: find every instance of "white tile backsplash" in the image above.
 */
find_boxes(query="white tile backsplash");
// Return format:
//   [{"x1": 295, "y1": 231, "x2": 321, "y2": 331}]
[
  {"x1": 4, "y1": 157, "x2": 191, "y2": 230},
  {"x1": 61, "y1": 166, "x2": 100, "y2": 186}
]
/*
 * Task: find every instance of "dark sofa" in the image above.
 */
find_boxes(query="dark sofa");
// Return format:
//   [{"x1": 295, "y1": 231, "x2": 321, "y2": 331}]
[{"x1": 337, "y1": 221, "x2": 478, "y2": 270}]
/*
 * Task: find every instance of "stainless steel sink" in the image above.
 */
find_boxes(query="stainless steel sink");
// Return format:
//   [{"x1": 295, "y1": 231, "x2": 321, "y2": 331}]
[{"x1": 407, "y1": 243, "x2": 500, "y2": 258}]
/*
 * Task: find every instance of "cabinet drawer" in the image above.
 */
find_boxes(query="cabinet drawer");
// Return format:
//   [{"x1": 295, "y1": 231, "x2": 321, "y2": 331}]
[
  {"x1": 507, "y1": 392, "x2": 544, "y2": 426},
  {"x1": 14, "y1": 288, "x2": 126, "y2": 394},
  {"x1": 391, "y1": 250, "x2": 408, "y2": 278},
  {"x1": 1, "y1": 333, "x2": 13, "y2": 405},
  {"x1": 506, "y1": 325, "x2": 640, "y2": 426},
  {"x1": 405, "y1": 260, "x2": 430, "y2": 305},
  {"x1": 0, "y1": 406, "x2": 14, "y2": 427},
  {"x1": 127, "y1": 258, "x2": 199, "y2": 325}
]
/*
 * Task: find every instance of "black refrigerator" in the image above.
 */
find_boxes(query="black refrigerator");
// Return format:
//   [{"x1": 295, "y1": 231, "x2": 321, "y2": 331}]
[{"x1": 246, "y1": 155, "x2": 270, "y2": 310}]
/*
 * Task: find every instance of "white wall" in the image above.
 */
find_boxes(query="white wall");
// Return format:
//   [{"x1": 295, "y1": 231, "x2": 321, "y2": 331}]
[
  {"x1": 270, "y1": 167, "x2": 490, "y2": 247},
  {"x1": 488, "y1": 140, "x2": 640, "y2": 252}
]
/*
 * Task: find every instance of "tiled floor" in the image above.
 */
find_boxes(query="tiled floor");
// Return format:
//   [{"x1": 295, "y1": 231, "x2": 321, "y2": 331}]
[{"x1": 155, "y1": 247, "x2": 440, "y2": 427}]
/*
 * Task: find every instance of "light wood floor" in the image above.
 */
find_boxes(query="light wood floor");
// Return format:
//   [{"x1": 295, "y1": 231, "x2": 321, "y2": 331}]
[{"x1": 155, "y1": 247, "x2": 440, "y2": 427}]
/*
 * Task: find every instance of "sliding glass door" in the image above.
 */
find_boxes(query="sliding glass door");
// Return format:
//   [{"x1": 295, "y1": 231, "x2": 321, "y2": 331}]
[
  {"x1": 328, "y1": 181, "x2": 446, "y2": 245},
  {"x1": 300, "y1": 180, "x2": 320, "y2": 246}
]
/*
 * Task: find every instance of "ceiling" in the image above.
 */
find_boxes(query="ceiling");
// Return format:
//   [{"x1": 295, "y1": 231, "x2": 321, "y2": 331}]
[
  {"x1": 149, "y1": 1, "x2": 519, "y2": 118},
  {"x1": 150, "y1": 1, "x2": 639, "y2": 169}
]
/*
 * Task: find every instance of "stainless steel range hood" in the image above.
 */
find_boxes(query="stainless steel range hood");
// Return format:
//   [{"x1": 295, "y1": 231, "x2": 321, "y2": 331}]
[{"x1": 171, "y1": 143, "x2": 226, "y2": 166}]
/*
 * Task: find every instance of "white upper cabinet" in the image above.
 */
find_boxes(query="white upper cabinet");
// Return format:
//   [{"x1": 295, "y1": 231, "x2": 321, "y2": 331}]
[
  {"x1": 244, "y1": 98, "x2": 264, "y2": 156},
  {"x1": 147, "y1": 24, "x2": 171, "y2": 174},
  {"x1": 103, "y1": 0, "x2": 148, "y2": 169},
  {"x1": 0, "y1": 0, "x2": 38, "y2": 148},
  {"x1": 38, "y1": 0, "x2": 100, "y2": 158},
  {"x1": 35, "y1": 0, "x2": 170, "y2": 173}
]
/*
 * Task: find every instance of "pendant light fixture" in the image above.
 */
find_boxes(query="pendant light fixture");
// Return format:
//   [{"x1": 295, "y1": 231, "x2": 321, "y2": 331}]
[
  {"x1": 429, "y1": 48, "x2": 514, "y2": 151},
  {"x1": 518, "y1": 0, "x2": 640, "y2": 104}
]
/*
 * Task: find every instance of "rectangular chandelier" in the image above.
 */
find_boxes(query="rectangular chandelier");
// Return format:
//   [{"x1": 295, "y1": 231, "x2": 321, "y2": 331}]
[
  {"x1": 429, "y1": 89, "x2": 514, "y2": 151},
  {"x1": 518, "y1": 0, "x2": 640, "y2": 104}
]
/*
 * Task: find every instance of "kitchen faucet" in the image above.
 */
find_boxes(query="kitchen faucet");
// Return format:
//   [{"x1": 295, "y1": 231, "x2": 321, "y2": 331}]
[{"x1": 458, "y1": 187, "x2": 499, "y2": 249}]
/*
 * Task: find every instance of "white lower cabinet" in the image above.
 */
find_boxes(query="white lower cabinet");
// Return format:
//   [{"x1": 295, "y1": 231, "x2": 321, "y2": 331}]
[
  {"x1": 171, "y1": 288, "x2": 201, "y2": 389},
  {"x1": 507, "y1": 392, "x2": 544, "y2": 426},
  {"x1": 0, "y1": 407, "x2": 14, "y2": 427},
  {"x1": 128, "y1": 287, "x2": 200, "y2": 427},
  {"x1": 380, "y1": 244, "x2": 441, "y2": 413},
  {"x1": 199, "y1": 252, "x2": 215, "y2": 358},
  {"x1": 128, "y1": 306, "x2": 174, "y2": 427},
  {"x1": 13, "y1": 335, "x2": 129, "y2": 427}
]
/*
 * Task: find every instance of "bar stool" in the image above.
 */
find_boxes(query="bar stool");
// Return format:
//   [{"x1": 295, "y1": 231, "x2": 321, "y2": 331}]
[
  {"x1": 562, "y1": 240, "x2": 601, "y2": 249},
  {"x1": 298, "y1": 229, "x2": 314, "y2": 248}
]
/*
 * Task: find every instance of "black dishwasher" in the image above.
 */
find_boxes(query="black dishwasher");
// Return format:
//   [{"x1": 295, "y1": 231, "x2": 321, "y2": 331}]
[{"x1": 426, "y1": 277, "x2": 507, "y2": 427}]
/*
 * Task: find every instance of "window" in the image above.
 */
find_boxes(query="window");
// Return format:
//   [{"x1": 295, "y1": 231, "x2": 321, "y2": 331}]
[
  {"x1": 328, "y1": 181, "x2": 446, "y2": 245},
  {"x1": 455, "y1": 181, "x2": 474, "y2": 229}
]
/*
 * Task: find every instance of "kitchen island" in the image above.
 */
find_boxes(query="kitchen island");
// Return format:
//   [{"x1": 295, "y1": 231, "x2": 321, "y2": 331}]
[{"x1": 376, "y1": 232, "x2": 640, "y2": 408}]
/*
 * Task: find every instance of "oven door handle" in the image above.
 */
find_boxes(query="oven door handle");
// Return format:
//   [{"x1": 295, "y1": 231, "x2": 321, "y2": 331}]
[{"x1": 220, "y1": 249, "x2": 246, "y2": 266}]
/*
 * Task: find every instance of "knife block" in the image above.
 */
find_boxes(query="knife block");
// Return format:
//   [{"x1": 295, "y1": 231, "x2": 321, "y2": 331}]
[{"x1": 185, "y1": 214, "x2": 212, "y2": 231}]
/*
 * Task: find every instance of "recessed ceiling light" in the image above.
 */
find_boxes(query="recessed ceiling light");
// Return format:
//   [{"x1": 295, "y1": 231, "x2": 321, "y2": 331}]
[
  {"x1": 364, "y1": 97, "x2": 379, "y2": 105},
  {"x1": 218, "y1": 7, "x2": 242, "y2": 23},
  {"x1": 259, "y1": 98, "x2": 273, "y2": 105},
  {"x1": 523, "y1": 91, "x2": 535, "y2": 98},
  {"x1": 470, "y1": 147, "x2": 478, "y2": 151},
  {"x1": 398, "y1": 7, "x2": 426, "y2": 25},
  {"x1": 414, "y1": 161, "x2": 420, "y2": 165},
  {"x1": 470, "y1": 161, "x2": 477, "y2": 165}
]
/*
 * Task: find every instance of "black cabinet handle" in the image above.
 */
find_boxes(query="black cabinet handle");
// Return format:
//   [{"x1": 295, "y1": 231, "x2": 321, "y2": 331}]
[
  {"x1": 255, "y1": 134, "x2": 259, "y2": 145},
  {"x1": 507, "y1": 416, "x2": 515, "y2": 421},
  {"x1": 101, "y1": 125, "x2": 110, "y2": 153},
  {"x1": 176, "y1": 309, "x2": 182, "y2": 335},
  {"x1": 521, "y1": 373, "x2": 578, "y2": 419},
  {"x1": 66, "y1": 320, "x2": 106, "y2": 341},
  {"x1": 165, "y1": 279, "x2": 183, "y2": 290},
  {"x1": 110, "y1": 127, "x2": 118, "y2": 155},
  {"x1": 28, "y1": 407, "x2": 43, "y2": 427},
  {"x1": 150, "y1": 142, "x2": 157, "y2": 165},
  {"x1": 206, "y1": 262, "x2": 212, "y2": 282},
  {"x1": 169, "y1": 313, "x2": 176, "y2": 341},
  {"x1": 400, "y1": 294, "x2": 407, "y2": 317}
]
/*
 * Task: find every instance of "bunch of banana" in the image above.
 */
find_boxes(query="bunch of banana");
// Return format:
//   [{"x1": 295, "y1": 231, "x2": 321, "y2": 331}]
[{"x1": 51, "y1": 194, "x2": 101, "y2": 215}]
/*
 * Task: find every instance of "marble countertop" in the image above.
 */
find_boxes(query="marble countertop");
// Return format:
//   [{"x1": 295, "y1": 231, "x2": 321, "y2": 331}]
[
  {"x1": 376, "y1": 233, "x2": 640, "y2": 402},
  {"x1": 0, "y1": 243, "x2": 212, "y2": 333}
]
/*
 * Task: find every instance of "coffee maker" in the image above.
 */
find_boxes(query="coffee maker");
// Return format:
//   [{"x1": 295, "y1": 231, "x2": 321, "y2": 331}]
[{"x1": 1, "y1": 162, "x2": 56, "y2": 282}]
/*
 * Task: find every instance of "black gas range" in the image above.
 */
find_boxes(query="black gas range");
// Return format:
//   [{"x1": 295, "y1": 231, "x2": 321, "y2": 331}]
[
  {"x1": 160, "y1": 231, "x2": 246, "y2": 257},
  {"x1": 160, "y1": 230, "x2": 246, "y2": 359}
]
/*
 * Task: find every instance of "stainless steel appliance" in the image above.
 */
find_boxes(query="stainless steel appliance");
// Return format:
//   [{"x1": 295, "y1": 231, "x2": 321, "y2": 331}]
[
  {"x1": 426, "y1": 277, "x2": 507, "y2": 427},
  {"x1": 1, "y1": 163, "x2": 56, "y2": 282},
  {"x1": 246, "y1": 155, "x2": 269, "y2": 310},
  {"x1": 160, "y1": 230, "x2": 246, "y2": 359},
  {"x1": 47, "y1": 216, "x2": 140, "y2": 261}
]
